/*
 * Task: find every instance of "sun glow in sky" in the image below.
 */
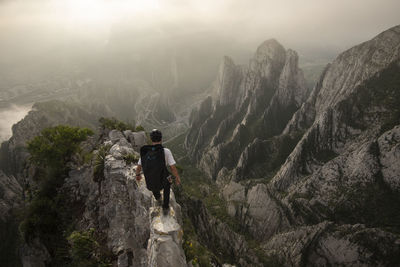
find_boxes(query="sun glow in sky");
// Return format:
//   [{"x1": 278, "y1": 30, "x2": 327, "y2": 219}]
[
  {"x1": 56, "y1": 0, "x2": 160, "y2": 28},
  {"x1": 66, "y1": 0, "x2": 159, "y2": 21},
  {"x1": 0, "y1": 0, "x2": 399, "y2": 56}
]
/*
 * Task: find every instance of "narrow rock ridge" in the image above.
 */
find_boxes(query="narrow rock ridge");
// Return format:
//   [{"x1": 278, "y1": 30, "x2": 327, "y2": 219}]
[
  {"x1": 98, "y1": 130, "x2": 187, "y2": 267},
  {"x1": 147, "y1": 201, "x2": 186, "y2": 267},
  {"x1": 20, "y1": 129, "x2": 187, "y2": 267}
]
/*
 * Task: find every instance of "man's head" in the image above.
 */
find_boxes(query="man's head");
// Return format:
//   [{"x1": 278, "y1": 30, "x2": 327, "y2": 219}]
[{"x1": 150, "y1": 129, "x2": 162, "y2": 143}]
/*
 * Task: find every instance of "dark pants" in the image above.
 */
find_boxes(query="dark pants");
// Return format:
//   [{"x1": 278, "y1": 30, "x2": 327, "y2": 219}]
[{"x1": 152, "y1": 179, "x2": 171, "y2": 209}]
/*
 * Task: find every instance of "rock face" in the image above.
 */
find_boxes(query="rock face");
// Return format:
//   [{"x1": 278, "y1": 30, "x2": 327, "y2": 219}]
[
  {"x1": 0, "y1": 116, "x2": 186, "y2": 266},
  {"x1": 185, "y1": 39, "x2": 308, "y2": 181},
  {"x1": 63, "y1": 132, "x2": 187, "y2": 267},
  {"x1": 185, "y1": 25, "x2": 400, "y2": 265},
  {"x1": 0, "y1": 170, "x2": 22, "y2": 221},
  {"x1": 147, "y1": 202, "x2": 186, "y2": 267},
  {"x1": 123, "y1": 130, "x2": 147, "y2": 151},
  {"x1": 180, "y1": 195, "x2": 263, "y2": 267}
]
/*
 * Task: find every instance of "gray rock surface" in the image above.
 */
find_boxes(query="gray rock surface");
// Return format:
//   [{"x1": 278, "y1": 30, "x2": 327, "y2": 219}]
[
  {"x1": 262, "y1": 222, "x2": 400, "y2": 266},
  {"x1": 378, "y1": 125, "x2": 400, "y2": 192},
  {"x1": 63, "y1": 131, "x2": 187, "y2": 267},
  {"x1": 0, "y1": 170, "x2": 22, "y2": 221},
  {"x1": 147, "y1": 204, "x2": 187, "y2": 267},
  {"x1": 109, "y1": 129, "x2": 126, "y2": 144},
  {"x1": 186, "y1": 25, "x2": 400, "y2": 266},
  {"x1": 123, "y1": 130, "x2": 147, "y2": 151},
  {"x1": 185, "y1": 39, "x2": 308, "y2": 180}
]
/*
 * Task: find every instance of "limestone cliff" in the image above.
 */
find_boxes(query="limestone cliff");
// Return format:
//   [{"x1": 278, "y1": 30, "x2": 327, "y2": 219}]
[
  {"x1": 185, "y1": 39, "x2": 308, "y2": 180},
  {"x1": 208, "y1": 25, "x2": 400, "y2": 265},
  {"x1": 178, "y1": 25, "x2": 400, "y2": 266}
]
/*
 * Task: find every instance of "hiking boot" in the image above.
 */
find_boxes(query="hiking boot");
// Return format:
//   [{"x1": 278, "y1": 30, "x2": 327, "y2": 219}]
[{"x1": 162, "y1": 207, "x2": 169, "y2": 216}]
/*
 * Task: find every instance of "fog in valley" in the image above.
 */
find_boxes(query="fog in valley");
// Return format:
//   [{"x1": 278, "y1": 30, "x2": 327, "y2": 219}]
[
  {"x1": 1, "y1": 0, "x2": 399, "y2": 141},
  {"x1": 0, "y1": 104, "x2": 30, "y2": 141}
]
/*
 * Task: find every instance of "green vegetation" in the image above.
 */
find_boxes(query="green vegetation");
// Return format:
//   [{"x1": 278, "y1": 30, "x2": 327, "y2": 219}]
[
  {"x1": 20, "y1": 125, "x2": 95, "y2": 266},
  {"x1": 164, "y1": 132, "x2": 187, "y2": 158},
  {"x1": 181, "y1": 216, "x2": 217, "y2": 267},
  {"x1": 169, "y1": 134, "x2": 287, "y2": 266},
  {"x1": 93, "y1": 144, "x2": 111, "y2": 184},
  {"x1": 67, "y1": 228, "x2": 111, "y2": 267},
  {"x1": 123, "y1": 153, "x2": 139, "y2": 165},
  {"x1": 99, "y1": 117, "x2": 144, "y2": 132},
  {"x1": 172, "y1": 157, "x2": 238, "y2": 266},
  {"x1": 135, "y1": 125, "x2": 145, "y2": 131},
  {"x1": 178, "y1": 158, "x2": 242, "y2": 233},
  {"x1": 27, "y1": 125, "x2": 93, "y2": 169}
]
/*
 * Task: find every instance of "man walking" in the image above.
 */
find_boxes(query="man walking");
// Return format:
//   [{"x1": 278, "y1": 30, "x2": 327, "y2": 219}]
[{"x1": 135, "y1": 129, "x2": 181, "y2": 215}]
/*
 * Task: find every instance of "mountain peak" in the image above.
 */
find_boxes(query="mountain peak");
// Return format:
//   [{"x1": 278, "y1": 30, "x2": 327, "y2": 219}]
[{"x1": 255, "y1": 38, "x2": 286, "y2": 61}]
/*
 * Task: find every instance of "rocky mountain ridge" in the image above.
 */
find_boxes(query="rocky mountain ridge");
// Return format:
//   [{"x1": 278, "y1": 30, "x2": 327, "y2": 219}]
[
  {"x1": 186, "y1": 39, "x2": 308, "y2": 181},
  {"x1": 184, "y1": 25, "x2": 400, "y2": 265}
]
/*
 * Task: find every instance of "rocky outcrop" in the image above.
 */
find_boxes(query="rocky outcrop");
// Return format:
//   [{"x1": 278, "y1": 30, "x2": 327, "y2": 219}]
[
  {"x1": 185, "y1": 39, "x2": 308, "y2": 180},
  {"x1": 147, "y1": 201, "x2": 186, "y2": 267},
  {"x1": 123, "y1": 130, "x2": 147, "y2": 151},
  {"x1": 63, "y1": 131, "x2": 187, "y2": 267}
]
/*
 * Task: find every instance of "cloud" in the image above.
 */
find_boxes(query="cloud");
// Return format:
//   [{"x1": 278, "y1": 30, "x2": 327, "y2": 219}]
[{"x1": 0, "y1": 0, "x2": 399, "y2": 79}]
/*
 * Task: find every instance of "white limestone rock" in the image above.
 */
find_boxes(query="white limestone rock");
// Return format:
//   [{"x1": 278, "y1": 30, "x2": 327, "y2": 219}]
[
  {"x1": 109, "y1": 130, "x2": 125, "y2": 144},
  {"x1": 378, "y1": 125, "x2": 400, "y2": 191}
]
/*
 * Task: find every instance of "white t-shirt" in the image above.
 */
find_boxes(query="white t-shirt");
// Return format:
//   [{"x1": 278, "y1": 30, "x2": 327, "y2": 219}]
[{"x1": 137, "y1": 148, "x2": 176, "y2": 166}]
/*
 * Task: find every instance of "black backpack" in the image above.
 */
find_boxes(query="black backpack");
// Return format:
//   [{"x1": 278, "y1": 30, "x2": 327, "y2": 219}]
[{"x1": 140, "y1": 144, "x2": 170, "y2": 191}]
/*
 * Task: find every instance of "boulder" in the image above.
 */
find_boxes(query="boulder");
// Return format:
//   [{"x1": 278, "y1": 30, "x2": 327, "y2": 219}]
[{"x1": 109, "y1": 130, "x2": 125, "y2": 144}]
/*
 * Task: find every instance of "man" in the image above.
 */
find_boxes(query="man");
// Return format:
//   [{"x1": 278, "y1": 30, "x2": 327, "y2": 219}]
[{"x1": 135, "y1": 129, "x2": 181, "y2": 215}]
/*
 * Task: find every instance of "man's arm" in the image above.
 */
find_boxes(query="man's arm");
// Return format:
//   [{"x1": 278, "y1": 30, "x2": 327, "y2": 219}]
[
  {"x1": 170, "y1": 165, "x2": 181, "y2": 185},
  {"x1": 135, "y1": 165, "x2": 142, "y2": 181}
]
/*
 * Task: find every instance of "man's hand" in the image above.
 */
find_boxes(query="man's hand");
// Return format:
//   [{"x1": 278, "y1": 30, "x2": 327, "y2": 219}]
[{"x1": 170, "y1": 165, "x2": 181, "y2": 186}]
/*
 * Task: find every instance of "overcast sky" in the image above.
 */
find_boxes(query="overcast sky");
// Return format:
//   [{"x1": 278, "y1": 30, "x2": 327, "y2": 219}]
[{"x1": 0, "y1": 0, "x2": 399, "y2": 65}]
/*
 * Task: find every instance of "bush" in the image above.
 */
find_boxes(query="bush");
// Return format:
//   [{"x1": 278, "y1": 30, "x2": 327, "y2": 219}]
[
  {"x1": 99, "y1": 117, "x2": 136, "y2": 132},
  {"x1": 93, "y1": 145, "x2": 111, "y2": 183},
  {"x1": 123, "y1": 153, "x2": 139, "y2": 165},
  {"x1": 21, "y1": 125, "x2": 93, "y2": 257},
  {"x1": 135, "y1": 125, "x2": 145, "y2": 131},
  {"x1": 27, "y1": 125, "x2": 93, "y2": 169},
  {"x1": 67, "y1": 228, "x2": 110, "y2": 267}
]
